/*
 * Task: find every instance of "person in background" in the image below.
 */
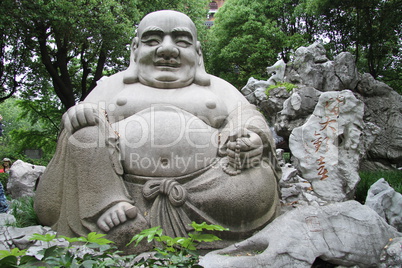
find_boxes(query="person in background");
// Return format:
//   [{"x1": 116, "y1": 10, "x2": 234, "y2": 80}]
[
  {"x1": 0, "y1": 158, "x2": 12, "y2": 173},
  {"x1": 0, "y1": 157, "x2": 9, "y2": 213}
]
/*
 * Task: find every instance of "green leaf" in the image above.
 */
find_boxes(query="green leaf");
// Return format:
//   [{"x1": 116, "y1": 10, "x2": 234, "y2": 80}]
[
  {"x1": 190, "y1": 222, "x2": 229, "y2": 232},
  {"x1": 189, "y1": 233, "x2": 221, "y2": 243},
  {"x1": 0, "y1": 255, "x2": 18, "y2": 266},
  {"x1": 43, "y1": 245, "x2": 67, "y2": 259},
  {"x1": 0, "y1": 248, "x2": 27, "y2": 259},
  {"x1": 29, "y1": 233, "x2": 56, "y2": 242},
  {"x1": 86, "y1": 232, "x2": 114, "y2": 245},
  {"x1": 127, "y1": 226, "x2": 162, "y2": 247},
  {"x1": 58, "y1": 235, "x2": 87, "y2": 243}
]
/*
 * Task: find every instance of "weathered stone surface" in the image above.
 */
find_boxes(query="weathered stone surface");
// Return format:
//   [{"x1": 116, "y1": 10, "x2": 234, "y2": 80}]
[
  {"x1": 0, "y1": 213, "x2": 15, "y2": 226},
  {"x1": 357, "y1": 72, "x2": 393, "y2": 96},
  {"x1": 241, "y1": 43, "x2": 401, "y2": 170},
  {"x1": 241, "y1": 77, "x2": 270, "y2": 105},
  {"x1": 289, "y1": 90, "x2": 364, "y2": 201},
  {"x1": 379, "y1": 237, "x2": 402, "y2": 268},
  {"x1": 6, "y1": 160, "x2": 46, "y2": 199},
  {"x1": 274, "y1": 86, "x2": 322, "y2": 139},
  {"x1": 365, "y1": 178, "x2": 402, "y2": 232},
  {"x1": 286, "y1": 43, "x2": 358, "y2": 92},
  {"x1": 200, "y1": 201, "x2": 401, "y2": 268},
  {"x1": 266, "y1": 59, "x2": 286, "y2": 85},
  {"x1": 333, "y1": 52, "x2": 359, "y2": 90},
  {"x1": 360, "y1": 88, "x2": 402, "y2": 169}
]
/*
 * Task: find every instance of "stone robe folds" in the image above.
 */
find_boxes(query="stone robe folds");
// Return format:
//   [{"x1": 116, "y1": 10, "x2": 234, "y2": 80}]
[{"x1": 35, "y1": 74, "x2": 281, "y2": 250}]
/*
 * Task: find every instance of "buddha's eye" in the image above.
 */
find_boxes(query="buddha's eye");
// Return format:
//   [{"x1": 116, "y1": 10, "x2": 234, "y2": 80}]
[
  {"x1": 145, "y1": 40, "x2": 160, "y2": 46},
  {"x1": 175, "y1": 36, "x2": 193, "y2": 48},
  {"x1": 141, "y1": 35, "x2": 162, "y2": 46}
]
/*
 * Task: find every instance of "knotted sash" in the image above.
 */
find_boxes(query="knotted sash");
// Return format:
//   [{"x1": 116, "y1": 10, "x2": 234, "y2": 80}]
[{"x1": 143, "y1": 179, "x2": 192, "y2": 237}]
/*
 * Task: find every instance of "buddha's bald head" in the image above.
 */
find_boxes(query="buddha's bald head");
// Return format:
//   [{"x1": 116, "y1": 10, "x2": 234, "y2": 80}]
[
  {"x1": 137, "y1": 10, "x2": 198, "y2": 41},
  {"x1": 124, "y1": 10, "x2": 210, "y2": 88}
]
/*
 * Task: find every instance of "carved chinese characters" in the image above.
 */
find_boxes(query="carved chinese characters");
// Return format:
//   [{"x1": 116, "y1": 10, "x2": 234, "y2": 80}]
[{"x1": 289, "y1": 90, "x2": 364, "y2": 201}]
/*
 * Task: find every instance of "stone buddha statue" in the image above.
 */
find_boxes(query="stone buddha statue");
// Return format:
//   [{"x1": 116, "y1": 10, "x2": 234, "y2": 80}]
[{"x1": 34, "y1": 10, "x2": 281, "y2": 252}]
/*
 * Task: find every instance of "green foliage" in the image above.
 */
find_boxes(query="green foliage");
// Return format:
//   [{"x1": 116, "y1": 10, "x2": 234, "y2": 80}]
[
  {"x1": 0, "y1": 97, "x2": 59, "y2": 164},
  {"x1": 305, "y1": 0, "x2": 402, "y2": 93},
  {"x1": 128, "y1": 222, "x2": 229, "y2": 267},
  {"x1": 355, "y1": 170, "x2": 402, "y2": 204},
  {"x1": 206, "y1": 0, "x2": 401, "y2": 92},
  {"x1": 0, "y1": 223, "x2": 228, "y2": 267},
  {"x1": 0, "y1": 232, "x2": 131, "y2": 268},
  {"x1": 1, "y1": 0, "x2": 210, "y2": 109},
  {"x1": 266, "y1": 82, "x2": 297, "y2": 96},
  {"x1": 7, "y1": 196, "x2": 39, "y2": 228},
  {"x1": 205, "y1": 0, "x2": 312, "y2": 89}
]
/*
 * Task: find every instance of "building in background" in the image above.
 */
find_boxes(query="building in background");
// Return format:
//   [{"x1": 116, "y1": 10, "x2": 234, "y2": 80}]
[{"x1": 205, "y1": 0, "x2": 225, "y2": 28}]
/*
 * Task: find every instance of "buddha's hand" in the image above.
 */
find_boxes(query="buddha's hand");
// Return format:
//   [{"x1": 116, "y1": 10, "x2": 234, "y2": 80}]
[
  {"x1": 226, "y1": 129, "x2": 263, "y2": 170},
  {"x1": 97, "y1": 202, "x2": 138, "y2": 232},
  {"x1": 62, "y1": 102, "x2": 99, "y2": 134}
]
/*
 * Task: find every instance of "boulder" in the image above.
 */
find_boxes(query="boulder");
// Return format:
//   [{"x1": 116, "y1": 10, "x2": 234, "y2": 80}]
[
  {"x1": 286, "y1": 43, "x2": 358, "y2": 92},
  {"x1": 200, "y1": 201, "x2": 401, "y2": 268},
  {"x1": 289, "y1": 90, "x2": 364, "y2": 201},
  {"x1": 360, "y1": 87, "x2": 402, "y2": 169},
  {"x1": 0, "y1": 213, "x2": 15, "y2": 226},
  {"x1": 365, "y1": 178, "x2": 402, "y2": 232},
  {"x1": 7, "y1": 160, "x2": 46, "y2": 199},
  {"x1": 379, "y1": 237, "x2": 402, "y2": 268}
]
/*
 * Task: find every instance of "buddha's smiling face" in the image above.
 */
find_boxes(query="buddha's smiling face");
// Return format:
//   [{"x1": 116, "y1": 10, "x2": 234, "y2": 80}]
[{"x1": 134, "y1": 11, "x2": 199, "y2": 89}]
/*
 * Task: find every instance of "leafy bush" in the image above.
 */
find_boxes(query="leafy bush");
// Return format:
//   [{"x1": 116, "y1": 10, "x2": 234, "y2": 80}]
[
  {"x1": 355, "y1": 170, "x2": 402, "y2": 204},
  {"x1": 0, "y1": 232, "x2": 129, "y2": 267},
  {"x1": 0, "y1": 222, "x2": 228, "y2": 267},
  {"x1": 128, "y1": 222, "x2": 228, "y2": 267}
]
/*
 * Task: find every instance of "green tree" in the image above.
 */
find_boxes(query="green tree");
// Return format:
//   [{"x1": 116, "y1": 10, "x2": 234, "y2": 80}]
[
  {"x1": 205, "y1": 0, "x2": 312, "y2": 89},
  {"x1": 0, "y1": 96, "x2": 61, "y2": 164},
  {"x1": 305, "y1": 0, "x2": 402, "y2": 93},
  {"x1": 1, "y1": 0, "x2": 210, "y2": 109}
]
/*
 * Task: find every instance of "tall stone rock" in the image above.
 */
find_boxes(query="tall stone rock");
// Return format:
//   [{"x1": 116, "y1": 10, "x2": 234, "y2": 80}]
[{"x1": 289, "y1": 90, "x2": 364, "y2": 201}]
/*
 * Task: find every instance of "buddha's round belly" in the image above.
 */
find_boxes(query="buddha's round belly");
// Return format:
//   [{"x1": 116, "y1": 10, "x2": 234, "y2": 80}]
[{"x1": 113, "y1": 106, "x2": 219, "y2": 177}]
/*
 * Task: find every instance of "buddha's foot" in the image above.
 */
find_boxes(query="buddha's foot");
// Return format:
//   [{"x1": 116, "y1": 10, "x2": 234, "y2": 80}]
[{"x1": 97, "y1": 202, "x2": 138, "y2": 232}]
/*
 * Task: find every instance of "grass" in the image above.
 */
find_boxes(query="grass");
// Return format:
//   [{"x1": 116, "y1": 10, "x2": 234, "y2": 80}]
[
  {"x1": 7, "y1": 196, "x2": 39, "y2": 227},
  {"x1": 355, "y1": 169, "x2": 402, "y2": 204}
]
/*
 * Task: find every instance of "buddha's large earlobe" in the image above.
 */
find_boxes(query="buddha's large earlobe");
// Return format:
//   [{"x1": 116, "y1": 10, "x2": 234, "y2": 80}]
[
  {"x1": 194, "y1": 41, "x2": 211, "y2": 86},
  {"x1": 123, "y1": 37, "x2": 139, "y2": 84}
]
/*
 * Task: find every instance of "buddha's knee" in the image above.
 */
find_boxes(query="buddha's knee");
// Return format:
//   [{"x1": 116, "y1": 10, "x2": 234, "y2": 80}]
[{"x1": 67, "y1": 126, "x2": 105, "y2": 148}]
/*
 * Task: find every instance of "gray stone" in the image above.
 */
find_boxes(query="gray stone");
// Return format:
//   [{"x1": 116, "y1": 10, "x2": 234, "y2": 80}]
[
  {"x1": 0, "y1": 213, "x2": 15, "y2": 226},
  {"x1": 360, "y1": 89, "x2": 402, "y2": 169},
  {"x1": 34, "y1": 10, "x2": 281, "y2": 253},
  {"x1": 286, "y1": 43, "x2": 355, "y2": 92},
  {"x1": 200, "y1": 201, "x2": 401, "y2": 268},
  {"x1": 379, "y1": 237, "x2": 402, "y2": 268},
  {"x1": 334, "y1": 52, "x2": 359, "y2": 90},
  {"x1": 365, "y1": 178, "x2": 402, "y2": 232},
  {"x1": 357, "y1": 73, "x2": 393, "y2": 96},
  {"x1": 266, "y1": 59, "x2": 286, "y2": 85},
  {"x1": 289, "y1": 90, "x2": 365, "y2": 201},
  {"x1": 241, "y1": 77, "x2": 270, "y2": 105},
  {"x1": 7, "y1": 225, "x2": 51, "y2": 249},
  {"x1": 274, "y1": 86, "x2": 322, "y2": 139},
  {"x1": 6, "y1": 160, "x2": 46, "y2": 199}
]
